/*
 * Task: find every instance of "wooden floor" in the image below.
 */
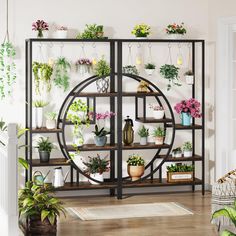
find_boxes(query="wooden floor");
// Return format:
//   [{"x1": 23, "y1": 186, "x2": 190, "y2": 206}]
[{"x1": 57, "y1": 191, "x2": 217, "y2": 236}]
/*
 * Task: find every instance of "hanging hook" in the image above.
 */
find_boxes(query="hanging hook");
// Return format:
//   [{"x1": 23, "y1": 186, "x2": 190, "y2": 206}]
[{"x1": 60, "y1": 43, "x2": 64, "y2": 57}]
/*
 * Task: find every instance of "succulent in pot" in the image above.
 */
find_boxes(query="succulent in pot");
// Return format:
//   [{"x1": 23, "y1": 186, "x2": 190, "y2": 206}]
[
  {"x1": 184, "y1": 70, "x2": 194, "y2": 85},
  {"x1": 35, "y1": 137, "x2": 54, "y2": 163},
  {"x1": 92, "y1": 125, "x2": 110, "y2": 147},
  {"x1": 32, "y1": 100, "x2": 49, "y2": 129},
  {"x1": 144, "y1": 63, "x2": 156, "y2": 76},
  {"x1": 32, "y1": 20, "x2": 49, "y2": 38},
  {"x1": 137, "y1": 125, "x2": 149, "y2": 145},
  {"x1": 152, "y1": 126, "x2": 165, "y2": 145},
  {"x1": 172, "y1": 147, "x2": 182, "y2": 158},
  {"x1": 56, "y1": 26, "x2": 68, "y2": 38},
  {"x1": 45, "y1": 112, "x2": 57, "y2": 130},
  {"x1": 131, "y1": 24, "x2": 151, "y2": 38},
  {"x1": 182, "y1": 141, "x2": 192, "y2": 157},
  {"x1": 83, "y1": 154, "x2": 110, "y2": 185},
  {"x1": 149, "y1": 104, "x2": 165, "y2": 119},
  {"x1": 127, "y1": 154, "x2": 145, "y2": 181}
]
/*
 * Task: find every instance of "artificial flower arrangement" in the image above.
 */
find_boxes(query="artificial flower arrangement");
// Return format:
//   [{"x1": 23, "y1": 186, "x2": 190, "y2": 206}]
[
  {"x1": 32, "y1": 20, "x2": 49, "y2": 38},
  {"x1": 75, "y1": 58, "x2": 93, "y2": 74},
  {"x1": 165, "y1": 22, "x2": 187, "y2": 35},
  {"x1": 131, "y1": 24, "x2": 151, "y2": 38}
]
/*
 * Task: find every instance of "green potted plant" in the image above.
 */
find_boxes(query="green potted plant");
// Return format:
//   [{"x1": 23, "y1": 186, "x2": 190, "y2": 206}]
[
  {"x1": 76, "y1": 24, "x2": 105, "y2": 39},
  {"x1": 131, "y1": 24, "x2": 151, "y2": 38},
  {"x1": 182, "y1": 141, "x2": 192, "y2": 157},
  {"x1": 149, "y1": 104, "x2": 165, "y2": 119},
  {"x1": 127, "y1": 154, "x2": 145, "y2": 181},
  {"x1": 32, "y1": 100, "x2": 49, "y2": 129},
  {"x1": 184, "y1": 70, "x2": 194, "y2": 85},
  {"x1": 160, "y1": 64, "x2": 181, "y2": 90},
  {"x1": 83, "y1": 154, "x2": 110, "y2": 185},
  {"x1": 92, "y1": 125, "x2": 111, "y2": 147},
  {"x1": 122, "y1": 65, "x2": 139, "y2": 75},
  {"x1": 138, "y1": 125, "x2": 149, "y2": 145},
  {"x1": 144, "y1": 63, "x2": 156, "y2": 76},
  {"x1": 172, "y1": 147, "x2": 182, "y2": 158},
  {"x1": 165, "y1": 22, "x2": 187, "y2": 39},
  {"x1": 152, "y1": 126, "x2": 165, "y2": 145},
  {"x1": 94, "y1": 57, "x2": 111, "y2": 93},
  {"x1": 18, "y1": 181, "x2": 65, "y2": 235},
  {"x1": 35, "y1": 137, "x2": 54, "y2": 163},
  {"x1": 167, "y1": 163, "x2": 194, "y2": 183},
  {"x1": 45, "y1": 112, "x2": 57, "y2": 130}
]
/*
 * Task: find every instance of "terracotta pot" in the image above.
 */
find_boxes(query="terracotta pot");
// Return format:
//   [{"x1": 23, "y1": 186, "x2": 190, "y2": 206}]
[
  {"x1": 154, "y1": 136, "x2": 164, "y2": 145},
  {"x1": 127, "y1": 165, "x2": 145, "y2": 181}
]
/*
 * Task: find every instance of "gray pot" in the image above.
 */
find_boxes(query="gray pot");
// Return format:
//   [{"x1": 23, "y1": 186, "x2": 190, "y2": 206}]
[
  {"x1": 94, "y1": 136, "x2": 107, "y2": 146},
  {"x1": 140, "y1": 137, "x2": 147, "y2": 145},
  {"x1": 39, "y1": 151, "x2": 50, "y2": 163}
]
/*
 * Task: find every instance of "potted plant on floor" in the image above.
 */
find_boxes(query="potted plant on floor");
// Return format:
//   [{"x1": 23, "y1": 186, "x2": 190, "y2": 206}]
[
  {"x1": 131, "y1": 24, "x2": 151, "y2": 39},
  {"x1": 182, "y1": 142, "x2": 193, "y2": 157},
  {"x1": 160, "y1": 64, "x2": 181, "y2": 91},
  {"x1": 152, "y1": 126, "x2": 165, "y2": 145},
  {"x1": 45, "y1": 112, "x2": 57, "y2": 130},
  {"x1": 144, "y1": 63, "x2": 156, "y2": 76},
  {"x1": 184, "y1": 70, "x2": 194, "y2": 85},
  {"x1": 165, "y1": 22, "x2": 187, "y2": 39},
  {"x1": 35, "y1": 137, "x2": 54, "y2": 163},
  {"x1": 138, "y1": 125, "x2": 149, "y2": 145},
  {"x1": 172, "y1": 147, "x2": 182, "y2": 158},
  {"x1": 76, "y1": 58, "x2": 93, "y2": 75},
  {"x1": 167, "y1": 163, "x2": 194, "y2": 182},
  {"x1": 174, "y1": 98, "x2": 202, "y2": 126},
  {"x1": 127, "y1": 154, "x2": 145, "y2": 181},
  {"x1": 32, "y1": 100, "x2": 49, "y2": 129},
  {"x1": 83, "y1": 154, "x2": 110, "y2": 185},
  {"x1": 55, "y1": 26, "x2": 68, "y2": 38},
  {"x1": 76, "y1": 24, "x2": 105, "y2": 39},
  {"x1": 32, "y1": 20, "x2": 49, "y2": 38},
  {"x1": 122, "y1": 65, "x2": 139, "y2": 75},
  {"x1": 149, "y1": 104, "x2": 165, "y2": 119},
  {"x1": 94, "y1": 57, "x2": 111, "y2": 93},
  {"x1": 19, "y1": 181, "x2": 65, "y2": 235}
]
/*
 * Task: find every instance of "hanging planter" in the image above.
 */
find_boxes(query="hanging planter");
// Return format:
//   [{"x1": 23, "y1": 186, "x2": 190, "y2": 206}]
[
  {"x1": 75, "y1": 58, "x2": 93, "y2": 75},
  {"x1": 184, "y1": 70, "x2": 194, "y2": 85},
  {"x1": 144, "y1": 63, "x2": 156, "y2": 76},
  {"x1": 32, "y1": 20, "x2": 49, "y2": 38},
  {"x1": 122, "y1": 65, "x2": 139, "y2": 75}
]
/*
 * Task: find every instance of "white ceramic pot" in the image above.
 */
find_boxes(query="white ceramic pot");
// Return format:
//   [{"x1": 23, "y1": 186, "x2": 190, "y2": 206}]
[
  {"x1": 46, "y1": 119, "x2": 56, "y2": 130},
  {"x1": 183, "y1": 150, "x2": 193, "y2": 157},
  {"x1": 185, "y1": 75, "x2": 194, "y2": 85},
  {"x1": 140, "y1": 137, "x2": 147, "y2": 145},
  {"x1": 172, "y1": 152, "x2": 182, "y2": 158},
  {"x1": 56, "y1": 30, "x2": 68, "y2": 39},
  {"x1": 89, "y1": 173, "x2": 104, "y2": 185},
  {"x1": 32, "y1": 107, "x2": 36, "y2": 129},
  {"x1": 154, "y1": 136, "x2": 164, "y2": 145},
  {"x1": 36, "y1": 107, "x2": 43, "y2": 128},
  {"x1": 153, "y1": 110, "x2": 165, "y2": 119},
  {"x1": 145, "y1": 69, "x2": 155, "y2": 76},
  {"x1": 73, "y1": 155, "x2": 87, "y2": 172},
  {"x1": 135, "y1": 37, "x2": 148, "y2": 39},
  {"x1": 167, "y1": 34, "x2": 184, "y2": 40}
]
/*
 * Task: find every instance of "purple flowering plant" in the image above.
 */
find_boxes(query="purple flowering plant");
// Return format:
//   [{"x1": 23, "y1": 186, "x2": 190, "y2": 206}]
[{"x1": 32, "y1": 20, "x2": 49, "y2": 38}]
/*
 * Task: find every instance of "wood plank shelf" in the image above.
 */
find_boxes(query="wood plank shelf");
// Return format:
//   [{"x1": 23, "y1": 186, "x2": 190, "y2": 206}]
[
  {"x1": 73, "y1": 92, "x2": 118, "y2": 97},
  {"x1": 122, "y1": 92, "x2": 161, "y2": 97},
  {"x1": 31, "y1": 158, "x2": 70, "y2": 167},
  {"x1": 157, "y1": 155, "x2": 202, "y2": 162},
  {"x1": 31, "y1": 127, "x2": 62, "y2": 133},
  {"x1": 123, "y1": 143, "x2": 171, "y2": 150},
  {"x1": 66, "y1": 144, "x2": 118, "y2": 152},
  {"x1": 166, "y1": 123, "x2": 203, "y2": 130},
  {"x1": 136, "y1": 117, "x2": 173, "y2": 123}
]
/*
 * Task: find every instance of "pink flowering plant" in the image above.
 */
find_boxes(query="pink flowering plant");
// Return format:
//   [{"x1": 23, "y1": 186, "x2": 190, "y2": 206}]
[
  {"x1": 32, "y1": 20, "x2": 49, "y2": 38},
  {"x1": 149, "y1": 104, "x2": 164, "y2": 111},
  {"x1": 57, "y1": 26, "x2": 68, "y2": 31},
  {"x1": 76, "y1": 58, "x2": 93, "y2": 74},
  {"x1": 174, "y1": 98, "x2": 202, "y2": 118}
]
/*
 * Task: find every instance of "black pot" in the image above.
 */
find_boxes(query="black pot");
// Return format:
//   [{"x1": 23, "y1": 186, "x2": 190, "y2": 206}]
[{"x1": 39, "y1": 151, "x2": 50, "y2": 163}]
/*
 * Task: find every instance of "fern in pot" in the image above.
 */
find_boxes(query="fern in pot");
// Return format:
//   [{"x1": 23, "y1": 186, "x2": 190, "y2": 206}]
[
  {"x1": 152, "y1": 126, "x2": 165, "y2": 145},
  {"x1": 45, "y1": 112, "x2": 57, "y2": 130},
  {"x1": 138, "y1": 125, "x2": 149, "y2": 145},
  {"x1": 145, "y1": 63, "x2": 156, "y2": 76},
  {"x1": 127, "y1": 154, "x2": 145, "y2": 181},
  {"x1": 35, "y1": 137, "x2": 54, "y2": 163},
  {"x1": 182, "y1": 141, "x2": 192, "y2": 157}
]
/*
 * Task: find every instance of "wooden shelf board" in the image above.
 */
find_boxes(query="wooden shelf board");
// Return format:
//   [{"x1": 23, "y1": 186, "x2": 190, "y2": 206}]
[
  {"x1": 136, "y1": 117, "x2": 173, "y2": 123},
  {"x1": 73, "y1": 92, "x2": 118, "y2": 97},
  {"x1": 158, "y1": 155, "x2": 202, "y2": 162},
  {"x1": 31, "y1": 127, "x2": 62, "y2": 133},
  {"x1": 66, "y1": 144, "x2": 118, "y2": 152},
  {"x1": 122, "y1": 92, "x2": 161, "y2": 97},
  {"x1": 123, "y1": 142, "x2": 170, "y2": 150},
  {"x1": 166, "y1": 123, "x2": 203, "y2": 130},
  {"x1": 31, "y1": 158, "x2": 70, "y2": 167}
]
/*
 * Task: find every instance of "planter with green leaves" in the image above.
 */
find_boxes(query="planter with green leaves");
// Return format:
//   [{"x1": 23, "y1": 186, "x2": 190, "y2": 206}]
[
  {"x1": 145, "y1": 63, "x2": 156, "y2": 76},
  {"x1": 76, "y1": 24, "x2": 105, "y2": 39},
  {"x1": 94, "y1": 58, "x2": 111, "y2": 93},
  {"x1": 122, "y1": 65, "x2": 139, "y2": 75},
  {"x1": 92, "y1": 124, "x2": 110, "y2": 147},
  {"x1": 172, "y1": 147, "x2": 182, "y2": 158},
  {"x1": 184, "y1": 70, "x2": 194, "y2": 85},
  {"x1": 131, "y1": 24, "x2": 151, "y2": 38},
  {"x1": 152, "y1": 126, "x2": 165, "y2": 145},
  {"x1": 18, "y1": 181, "x2": 65, "y2": 234},
  {"x1": 167, "y1": 163, "x2": 194, "y2": 183},
  {"x1": 127, "y1": 154, "x2": 145, "y2": 181},
  {"x1": 182, "y1": 141, "x2": 192, "y2": 157},
  {"x1": 159, "y1": 64, "x2": 181, "y2": 91},
  {"x1": 165, "y1": 23, "x2": 187, "y2": 39},
  {"x1": 35, "y1": 137, "x2": 54, "y2": 163},
  {"x1": 32, "y1": 100, "x2": 49, "y2": 129},
  {"x1": 45, "y1": 112, "x2": 57, "y2": 130},
  {"x1": 83, "y1": 154, "x2": 110, "y2": 185},
  {"x1": 138, "y1": 125, "x2": 149, "y2": 145}
]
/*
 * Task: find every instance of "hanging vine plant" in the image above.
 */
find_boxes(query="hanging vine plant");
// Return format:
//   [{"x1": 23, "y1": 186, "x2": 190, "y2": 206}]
[
  {"x1": 0, "y1": 42, "x2": 16, "y2": 99},
  {"x1": 53, "y1": 57, "x2": 71, "y2": 91},
  {"x1": 32, "y1": 61, "x2": 53, "y2": 95}
]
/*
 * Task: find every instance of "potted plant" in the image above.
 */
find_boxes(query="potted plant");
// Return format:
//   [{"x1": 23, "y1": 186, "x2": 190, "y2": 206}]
[
  {"x1": 184, "y1": 70, "x2": 194, "y2": 85},
  {"x1": 182, "y1": 141, "x2": 193, "y2": 157},
  {"x1": 32, "y1": 100, "x2": 49, "y2": 129},
  {"x1": 76, "y1": 24, "x2": 105, "y2": 39},
  {"x1": 149, "y1": 104, "x2": 165, "y2": 119},
  {"x1": 32, "y1": 61, "x2": 53, "y2": 95},
  {"x1": 172, "y1": 147, "x2": 182, "y2": 158},
  {"x1": 131, "y1": 24, "x2": 151, "y2": 39},
  {"x1": 18, "y1": 181, "x2": 65, "y2": 235},
  {"x1": 53, "y1": 57, "x2": 71, "y2": 91},
  {"x1": 32, "y1": 20, "x2": 49, "y2": 38},
  {"x1": 45, "y1": 112, "x2": 57, "y2": 130},
  {"x1": 75, "y1": 58, "x2": 93, "y2": 75},
  {"x1": 35, "y1": 137, "x2": 54, "y2": 163},
  {"x1": 127, "y1": 154, "x2": 145, "y2": 181},
  {"x1": 144, "y1": 63, "x2": 156, "y2": 76},
  {"x1": 138, "y1": 125, "x2": 149, "y2": 145},
  {"x1": 165, "y1": 22, "x2": 187, "y2": 39},
  {"x1": 167, "y1": 163, "x2": 194, "y2": 182},
  {"x1": 160, "y1": 64, "x2": 181, "y2": 91},
  {"x1": 174, "y1": 98, "x2": 202, "y2": 126},
  {"x1": 83, "y1": 154, "x2": 110, "y2": 185},
  {"x1": 137, "y1": 80, "x2": 149, "y2": 93},
  {"x1": 152, "y1": 126, "x2": 165, "y2": 145},
  {"x1": 56, "y1": 26, "x2": 68, "y2": 38},
  {"x1": 122, "y1": 65, "x2": 139, "y2": 75},
  {"x1": 94, "y1": 57, "x2": 111, "y2": 93}
]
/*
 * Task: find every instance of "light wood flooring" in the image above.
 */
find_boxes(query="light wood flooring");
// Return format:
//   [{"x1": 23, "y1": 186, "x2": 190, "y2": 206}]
[{"x1": 57, "y1": 191, "x2": 217, "y2": 236}]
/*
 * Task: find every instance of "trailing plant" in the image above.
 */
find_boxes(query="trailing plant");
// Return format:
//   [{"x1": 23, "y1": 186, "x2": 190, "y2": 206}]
[
  {"x1": 172, "y1": 147, "x2": 182, "y2": 153},
  {"x1": 76, "y1": 24, "x2": 105, "y2": 39},
  {"x1": 18, "y1": 181, "x2": 65, "y2": 225},
  {"x1": 167, "y1": 163, "x2": 194, "y2": 172},
  {"x1": 53, "y1": 57, "x2": 71, "y2": 91},
  {"x1": 184, "y1": 70, "x2": 194, "y2": 76},
  {"x1": 92, "y1": 124, "x2": 110, "y2": 137},
  {"x1": 94, "y1": 58, "x2": 111, "y2": 77},
  {"x1": 160, "y1": 64, "x2": 181, "y2": 91},
  {"x1": 32, "y1": 20, "x2": 49, "y2": 38},
  {"x1": 182, "y1": 142, "x2": 192, "y2": 151},
  {"x1": 32, "y1": 62, "x2": 53, "y2": 95},
  {"x1": 138, "y1": 125, "x2": 149, "y2": 138},
  {"x1": 35, "y1": 137, "x2": 54, "y2": 153},
  {"x1": 145, "y1": 63, "x2": 156, "y2": 70},
  {"x1": 165, "y1": 23, "x2": 187, "y2": 35},
  {"x1": 0, "y1": 42, "x2": 16, "y2": 99},
  {"x1": 131, "y1": 24, "x2": 151, "y2": 37},
  {"x1": 122, "y1": 65, "x2": 139, "y2": 75},
  {"x1": 33, "y1": 100, "x2": 49, "y2": 108},
  {"x1": 45, "y1": 112, "x2": 57, "y2": 120},
  {"x1": 152, "y1": 126, "x2": 165, "y2": 137},
  {"x1": 83, "y1": 154, "x2": 109, "y2": 174},
  {"x1": 127, "y1": 154, "x2": 145, "y2": 166}
]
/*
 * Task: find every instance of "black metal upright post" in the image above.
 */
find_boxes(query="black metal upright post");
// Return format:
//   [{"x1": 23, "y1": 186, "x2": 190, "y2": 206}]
[
  {"x1": 202, "y1": 41, "x2": 205, "y2": 195},
  {"x1": 192, "y1": 42, "x2": 195, "y2": 192}
]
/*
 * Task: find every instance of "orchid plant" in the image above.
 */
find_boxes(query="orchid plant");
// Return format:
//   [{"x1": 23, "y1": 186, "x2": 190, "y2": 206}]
[{"x1": 32, "y1": 20, "x2": 49, "y2": 38}]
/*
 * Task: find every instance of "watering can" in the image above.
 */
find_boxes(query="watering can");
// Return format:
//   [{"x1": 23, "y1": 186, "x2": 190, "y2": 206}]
[
  {"x1": 52, "y1": 167, "x2": 70, "y2": 188},
  {"x1": 33, "y1": 170, "x2": 50, "y2": 186}
]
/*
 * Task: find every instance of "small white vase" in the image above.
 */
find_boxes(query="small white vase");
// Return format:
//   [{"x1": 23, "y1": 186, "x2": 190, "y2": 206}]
[
  {"x1": 154, "y1": 137, "x2": 164, "y2": 145},
  {"x1": 46, "y1": 119, "x2": 56, "y2": 130},
  {"x1": 36, "y1": 107, "x2": 43, "y2": 129},
  {"x1": 56, "y1": 30, "x2": 68, "y2": 39},
  {"x1": 140, "y1": 137, "x2": 147, "y2": 145},
  {"x1": 145, "y1": 69, "x2": 155, "y2": 76},
  {"x1": 89, "y1": 173, "x2": 104, "y2": 185},
  {"x1": 185, "y1": 75, "x2": 194, "y2": 85},
  {"x1": 153, "y1": 110, "x2": 165, "y2": 119},
  {"x1": 183, "y1": 150, "x2": 193, "y2": 157}
]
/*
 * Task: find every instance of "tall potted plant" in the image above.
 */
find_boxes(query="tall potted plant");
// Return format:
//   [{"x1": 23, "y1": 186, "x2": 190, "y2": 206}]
[
  {"x1": 127, "y1": 154, "x2": 145, "y2": 181},
  {"x1": 152, "y1": 126, "x2": 165, "y2": 145},
  {"x1": 32, "y1": 100, "x2": 49, "y2": 129},
  {"x1": 138, "y1": 125, "x2": 149, "y2": 145},
  {"x1": 35, "y1": 137, "x2": 54, "y2": 163}
]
